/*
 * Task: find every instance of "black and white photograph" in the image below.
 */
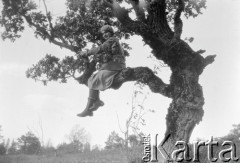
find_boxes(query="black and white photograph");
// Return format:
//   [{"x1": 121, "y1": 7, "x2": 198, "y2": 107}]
[{"x1": 0, "y1": 0, "x2": 240, "y2": 162}]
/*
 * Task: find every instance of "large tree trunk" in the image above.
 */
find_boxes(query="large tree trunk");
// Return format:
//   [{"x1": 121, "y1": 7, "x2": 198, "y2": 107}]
[
  {"x1": 153, "y1": 39, "x2": 205, "y2": 163},
  {"x1": 162, "y1": 69, "x2": 204, "y2": 163}
]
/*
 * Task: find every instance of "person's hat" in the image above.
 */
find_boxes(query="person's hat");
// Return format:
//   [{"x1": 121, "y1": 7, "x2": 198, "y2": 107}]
[{"x1": 100, "y1": 25, "x2": 114, "y2": 34}]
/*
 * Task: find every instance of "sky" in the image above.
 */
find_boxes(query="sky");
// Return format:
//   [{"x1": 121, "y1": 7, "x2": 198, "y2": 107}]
[{"x1": 0, "y1": 0, "x2": 240, "y2": 148}]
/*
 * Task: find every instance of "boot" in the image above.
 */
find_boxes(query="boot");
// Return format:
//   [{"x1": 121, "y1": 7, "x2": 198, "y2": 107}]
[
  {"x1": 77, "y1": 97, "x2": 95, "y2": 117},
  {"x1": 88, "y1": 89, "x2": 104, "y2": 112},
  {"x1": 77, "y1": 89, "x2": 104, "y2": 117},
  {"x1": 91, "y1": 100, "x2": 104, "y2": 111}
]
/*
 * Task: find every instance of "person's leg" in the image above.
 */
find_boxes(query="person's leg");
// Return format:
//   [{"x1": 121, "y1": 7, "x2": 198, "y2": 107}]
[
  {"x1": 90, "y1": 90, "x2": 104, "y2": 111},
  {"x1": 77, "y1": 89, "x2": 104, "y2": 117}
]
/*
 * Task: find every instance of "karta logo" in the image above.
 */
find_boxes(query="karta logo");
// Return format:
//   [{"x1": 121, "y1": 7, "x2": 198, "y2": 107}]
[{"x1": 142, "y1": 134, "x2": 239, "y2": 162}]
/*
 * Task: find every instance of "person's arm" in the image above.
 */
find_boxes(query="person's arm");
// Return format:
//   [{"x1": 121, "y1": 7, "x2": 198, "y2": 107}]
[
  {"x1": 87, "y1": 38, "x2": 114, "y2": 56},
  {"x1": 78, "y1": 46, "x2": 103, "y2": 58},
  {"x1": 87, "y1": 46, "x2": 102, "y2": 56}
]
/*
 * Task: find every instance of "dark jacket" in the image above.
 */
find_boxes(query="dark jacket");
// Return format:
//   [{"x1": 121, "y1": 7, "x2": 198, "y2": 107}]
[{"x1": 87, "y1": 37, "x2": 126, "y2": 71}]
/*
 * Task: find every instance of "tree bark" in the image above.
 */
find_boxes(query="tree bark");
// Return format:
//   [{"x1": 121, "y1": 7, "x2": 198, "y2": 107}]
[
  {"x1": 162, "y1": 69, "x2": 204, "y2": 163},
  {"x1": 145, "y1": 38, "x2": 207, "y2": 163}
]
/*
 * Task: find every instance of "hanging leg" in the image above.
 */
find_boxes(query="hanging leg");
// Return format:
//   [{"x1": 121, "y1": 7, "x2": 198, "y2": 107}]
[
  {"x1": 90, "y1": 90, "x2": 104, "y2": 111},
  {"x1": 77, "y1": 89, "x2": 104, "y2": 117}
]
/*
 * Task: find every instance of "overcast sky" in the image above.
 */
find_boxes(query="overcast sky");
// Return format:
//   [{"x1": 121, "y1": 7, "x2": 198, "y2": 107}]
[{"x1": 0, "y1": 0, "x2": 240, "y2": 148}]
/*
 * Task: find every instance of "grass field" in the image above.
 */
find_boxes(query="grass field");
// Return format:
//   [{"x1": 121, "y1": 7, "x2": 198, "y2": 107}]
[
  {"x1": 2, "y1": 145, "x2": 236, "y2": 163},
  {"x1": 0, "y1": 147, "x2": 145, "y2": 163}
]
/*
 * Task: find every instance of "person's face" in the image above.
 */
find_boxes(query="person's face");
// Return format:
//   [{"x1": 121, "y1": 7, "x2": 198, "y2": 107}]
[{"x1": 102, "y1": 31, "x2": 112, "y2": 40}]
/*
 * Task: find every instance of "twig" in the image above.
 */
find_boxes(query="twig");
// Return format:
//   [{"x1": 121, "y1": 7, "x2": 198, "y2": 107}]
[
  {"x1": 116, "y1": 112, "x2": 125, "y2": 134},
  {"x1": 42, "y1": 0, "x2": 53, "y2": 30}
]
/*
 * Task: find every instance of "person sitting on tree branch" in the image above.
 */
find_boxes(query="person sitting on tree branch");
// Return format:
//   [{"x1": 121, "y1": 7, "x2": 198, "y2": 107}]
[{"x1": 77, "y1": 25, "x2": 126, "y2": 117}]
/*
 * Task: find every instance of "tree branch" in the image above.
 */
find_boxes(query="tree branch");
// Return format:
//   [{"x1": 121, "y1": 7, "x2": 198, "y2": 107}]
[
  {"x1": 42, "y1": 0, "x2": 53, "y2": 31},
  {"x1": 116, "y1": 112, "x2": 125, "y2": 134},
  {"x1": 111, "y1": 67, "x2": 172, "y2": 98},
  {"x1": 172, "y1": 0, "x2": 184, "y2": 42},
  {"x1": 204, "y1": 55, "x2": 216, "y2": 68},
  {"x1": 146, "y1": 0, "x2": 173, "y2": 41},
  {"x1": 43, "y1": 0, "x2": 67, "y2": 45},
  {"x1": 22, "y1": 14, "x2": 76, "y2": 52},
  {"x1": 100, "y1": 0, "x2": 172, "y2": 51},
  {"x1": 76, "y1": 66, "x2": 171, "y2": 97}
]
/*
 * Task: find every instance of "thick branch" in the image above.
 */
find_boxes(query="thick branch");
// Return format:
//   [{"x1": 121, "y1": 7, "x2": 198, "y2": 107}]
[
  {"x1": 76, "y1": 66, "x2": 171, "y2": 97},
  {"x1": 146, "y1": 0, "x2": 173, "y2": 41},
  {"x1": 111, "y1": 67, "x2": 172, "y2": 98},
  {"x1": 172, "y1": 0, "x2": 184, "y2": 41},
  {"x1": 196, "y1": 50, "x2": 217, "y2": 68},
  {"x1": 204, "y1": 55, "x2": 216, "y2": 68}
]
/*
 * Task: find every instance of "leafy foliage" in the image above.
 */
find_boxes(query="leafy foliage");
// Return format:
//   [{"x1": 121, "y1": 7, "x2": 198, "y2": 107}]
[
  {"x1": 57, "y1": 142, "x2": 83, "y2": 154},
  {"x1": 0, "y1": 126, "x2": 6, "y2": 155},
  {"x1": 0, "y1": 0, "x2": 37, "y2": 41},
  {"x1": 8, "y1": 140, "x2": 18, "y2": 155},
  {"x1": 127, "y1": 134, "x2": 141, "y2": 147},
  {"x1": 55, "y1": 125, "x2": 90, "y2": 154},
  {"x1": 220, "y1": 124, "x2": 240, "y2": 143},
  {"x1": 166, "y1": 0, "x2": 206, "y2": 23},
  {"x1": 0, "y1": 144, "x2": 7, "y2": 155},
  {"x1": 17, "y1": 131, "x2": 41, "y2": 155},
  {"x1": 68, "y1": 125, "x2": 89, "y2": 145},
  {"x1": 0, "y1": 126, "x2": 3, "y2": 142},
  {"x1": 105, "y1": 131, "x2": 124, "y2": 150},
  {"x1": 0, "y1": 0, "x2": 207, "y2": 84},
  {"x1": 26, "y1": 54, "x2": 86, "y2": 85}
]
